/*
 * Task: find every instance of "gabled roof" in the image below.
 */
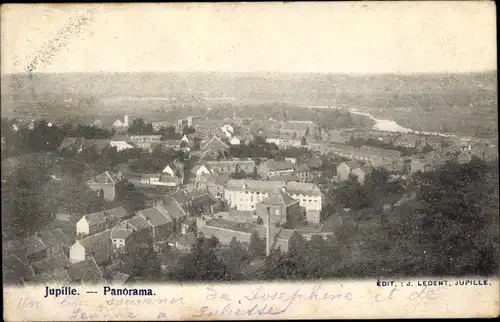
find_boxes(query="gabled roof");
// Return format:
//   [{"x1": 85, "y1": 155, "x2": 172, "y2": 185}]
[
  {"x1": 67, "y1": 257, "x2": 105, "y2": 283},
  {"x1": 30, "y1": 253, "x2": 71, "y2": 275},
  {"x1": 163, "y1": 202, "x2": 187, "y2": 220},
  {"x1": 84, "y1": 207, "x2": 129, "y2": 226},
  {"x1": 23, "y1": 236, "x2": 48, "y2": 256},
  {"x1": 166, "y1": 190, "x2": 191, "y2": 205},
  {"x1": 111, "y1": 228, "x2": 133, "y2": 240},
  {"x1": 26, "y1": 267, "x2": 72, "y2": 284},
  {"x1": 188, "y1": 189, "x2": 210, "y2": 200},
  {"x1": 285, "y1": 182, "x2": 322, "y2": 195},
  {"x1": 77, "y1": 229, "x2": 112, "y2": 250},
  {"x1": 39, "y1": 229, "x2": 73, "y2": 248},
  {"x1": 138, "y1": 205, "x2": 173, "y2": 227},
  {"x1": 202, "y1": 173, "x2": 231, "y2": 185},
  {"x1": 57, "y1": 137, "x2": 78, "y2": 150},
  {"x1": 263, "y1": 159, "x2": 295, "y2": 171},
  {"x1": 260, "y1": 190, "x2": 298, "y2": 207},
  {"x1": 124, "y1": 216, "x2": 150, "y2": 231},
  {"x1": 202, "y1": 135, "x2": 230, "y2": 150},
  {"x1": 87, "y1": 171, "x2": 116, "y2": 184},
  {"x1": 191, "y1": 162, "x2": 213, "y2": 175}
]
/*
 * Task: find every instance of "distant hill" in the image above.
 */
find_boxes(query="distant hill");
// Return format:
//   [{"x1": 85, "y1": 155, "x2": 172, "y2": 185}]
[{"x1": 1, "y1": 71, "x2": 496, "y2": 104}]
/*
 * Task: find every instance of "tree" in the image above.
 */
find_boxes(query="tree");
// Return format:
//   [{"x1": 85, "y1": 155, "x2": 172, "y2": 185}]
[
  {"x1": 285, "y1": 232, "x2": 309, "y2": 279},
  {"x1": 116, "y1": 181, "x2": 148, "y2": 211},
  {"x1": 219, "y1": 237, "x2": 250, "y2": 280},
  {"x1": 169, "y1": 236, "x2": 228, "y2": 281},
  {"x1": 305, "y1": 235, "x2": 327, "y2": 278},
  {"x1": 159, "y1": 126, "x2": 181, "y2": 140},
  {"x1": 122, "y1": 242, "x2": 160, "y2": 280},
  {"x1": 416, "y1": 159, "x2": 499, "y2": 276},
  {"x1": 300, "y1": 136, "x2": 307, "y2": 146},
  {"x1": 248, "y1": 231, "x2": 266, "y2": 259}
]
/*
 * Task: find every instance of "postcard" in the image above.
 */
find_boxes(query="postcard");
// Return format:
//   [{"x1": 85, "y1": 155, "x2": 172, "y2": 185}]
[{"x1": 1, "y1": 2, "x2": 498, "y2": 320}]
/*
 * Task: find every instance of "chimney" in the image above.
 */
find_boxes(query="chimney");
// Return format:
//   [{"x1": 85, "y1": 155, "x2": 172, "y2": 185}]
[{"x1": 266, "y1": 207, "x2": 271, "y2": 257}]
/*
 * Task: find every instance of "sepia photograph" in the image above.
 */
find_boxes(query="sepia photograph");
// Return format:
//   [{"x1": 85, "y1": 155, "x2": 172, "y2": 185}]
[{"x1": 1, "y1": 2, "x2": 499, "y2": 320}]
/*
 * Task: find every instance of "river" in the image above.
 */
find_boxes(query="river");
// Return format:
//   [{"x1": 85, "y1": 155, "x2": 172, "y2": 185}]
[{"x1": 348, "y1": 108, "x2": 467, "y2": 140}]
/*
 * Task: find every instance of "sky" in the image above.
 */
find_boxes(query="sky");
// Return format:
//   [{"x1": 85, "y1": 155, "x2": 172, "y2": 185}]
[{"x1": 1, "y1": 2, "x2": 496, "y2": 74}]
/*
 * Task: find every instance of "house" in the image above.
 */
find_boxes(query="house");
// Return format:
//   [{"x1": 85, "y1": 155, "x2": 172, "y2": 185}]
[
  {"x1": 151, "y1": 121, "x2": 173, "y2": 131},
  {"x1": 38, "y1": 229, "x2": 73, "y2": 258},
  {"x1": 29, "y1": 253, "x2": 71, "y2": 277},
  {"x1": 137, "y1": 205, "x2": 174, "y2": 247},
  {"x1": 140, "y1": 173, "x2": 182, "y2": 187},
  {"x1": 192, "y1": 162, "x2": 213, "y2": 179},
  {"x1": 470, "y1": 144, "x2": 498, "y2": 162},
  {"x1": 140, "y1": 173, "x2": 161, "y2": 185},
  {"x1": 162, "y1": 139, "x2": 183, "y2": 150},
  {"x1": 20, "y1": 235, "x2": 49, "y2": 264},
  {"x1": 267, "y1": 174, "x2": 301, "y2": 182},
  {"x1": 255, "y1": 190, "x2": 301, "y2": 227},
  {"x1": 224, "y1": 179, "x2": 287, "y2": 211},
  {"x1": 456, "y1": 151, "x2": 472, "y2": 164},
  {"x1": 188, "y1": 189, "x2": 220, "y2": 216},
  {"x1": 200, "y1": 135, "x2": 230, "y2": 158},
  {"x1": 425, "y1": 136, "x2": 450, "y2": 150},
  {"x1": 162, "y1": 201, "x2": 188, "y2": 231},
  {"x1": 87, "y1": 171, "x2": 118, "y2": 201},
  {"x1": 181, "y1": 134, "x2": 190, "y2": 144},
  {"x1": 110, "y1": 228, "x2": 133, "y2": 253},
  {"x1": 337, "y1": 161, "x2": 362, "y2": 182},
  {"x1": 205, "y1": 159, "x2": 255, "y2": 175},
  {"x1": 392, "y1": 134, "x2": 422, "y2": 149},
  {"x1": 113, "y1": 115, "x2": 129, "y2": 132},
  {"x1": 76, "y1": 207, "x2": 129, "y2": 238},
  {"x1": 175, "y1": 232, "x2": 197, "y2": 252},
  {"x1": 284, "y1": 182, "x2": 323, "y2": 224},
  {"x1": 263, "y1": 131, "x2": 303, "y2": 149},
  {"x1": 129, "y1": 135, "x2": 162, "y2": 150},
  {"x1": 110, "y1": 135, "x2": 134, "y2": 151},
  {"x1": 351, "y1": 166, "x2": 374, "y2": 184},
  {"x1": 70, "y1": 230, "x2": 113, "y2": 265},
  {"x1": 163, "y1": 190, "x2": 191, "y2": 209},
  {"x1": 258, "y1": 160, "x2": 295, "y2": 178},
  {"x1": 181, "y1": 219, "x2": 197, "y2": 235},
  {"x1": 294, "y1": 158, "x2": 322, "y2": 183},
  {"x1": 197, "y1": 219, "x2": 294, "y2": 253},
  {"x1": 229, "y1": 137, "x2": 241, "y2": 145},
  {"x1": 162, "y1": 160, "x2": 185, "y2": 181},
  {"x1": 57, "y1": 137, "x2": 112, "y2": 154},
  {"x1": 68, "y1": 257, "x2": 106, "y2": 284},
  {"x1": 196, "y1": 173, "x2": 231, "y2": 199}
]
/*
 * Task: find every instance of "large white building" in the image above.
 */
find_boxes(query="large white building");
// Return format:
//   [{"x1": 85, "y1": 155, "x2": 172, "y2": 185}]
[
  {"x1": 110, "y1": 135, "x2": 134, "y2": 151},
  {"x1": 223, "y1": 179, "x2": 323, "y2": 224}
]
